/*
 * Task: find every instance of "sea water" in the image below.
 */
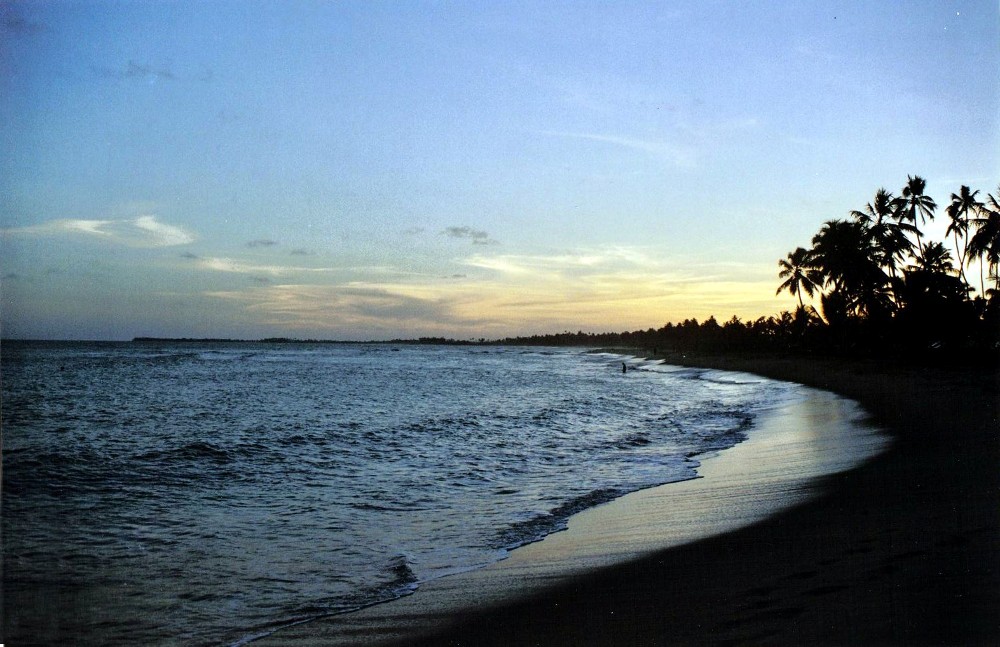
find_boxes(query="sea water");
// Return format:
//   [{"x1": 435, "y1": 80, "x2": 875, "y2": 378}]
[{"x1": 2, "y1": 341, "x2": 799, "y2": 646}]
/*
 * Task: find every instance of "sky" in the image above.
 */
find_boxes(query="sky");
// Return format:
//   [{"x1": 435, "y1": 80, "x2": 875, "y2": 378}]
[{"x1": 1, "y1": 1, "x2": 997, "y2": 341}]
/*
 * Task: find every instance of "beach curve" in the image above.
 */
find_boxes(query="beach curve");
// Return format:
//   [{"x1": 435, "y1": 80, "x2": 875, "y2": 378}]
[
  {"x1": 253, "y1": 358, "x2": 907, "y2": 646},
  {"x1": 392, "y1": 352, "x2": 1000, "y2": 646}
]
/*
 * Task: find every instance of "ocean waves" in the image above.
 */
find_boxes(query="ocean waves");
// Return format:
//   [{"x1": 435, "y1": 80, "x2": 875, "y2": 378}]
[
  {"x1": 494, "y1": 487, "x2": 626, "y2": 551},
  {"x1": 2, "y1": 342, "x2": 790, "y2": 646}
]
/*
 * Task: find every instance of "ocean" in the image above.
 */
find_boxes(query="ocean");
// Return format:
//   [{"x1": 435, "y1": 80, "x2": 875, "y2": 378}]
[{"x1": 2, "y1": 341, "x2": 801, "y2": 646}]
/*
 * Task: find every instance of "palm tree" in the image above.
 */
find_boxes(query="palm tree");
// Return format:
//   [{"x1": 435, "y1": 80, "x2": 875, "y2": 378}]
[
  {"x1": 850, "y1": 188, "x2": 895, "y2": 229},
  {"x1": 912, "y1": 241, "x2": 955, "y2": 274},
  {"x1": 945, "y1": 185, "x2": 980, "y2": 287},
  {"x1": 809, "y1": 219, "x2": 891, "y2": 318},
  {"x1": 969, "y1": 186, "x2": 1000, "y2": 296},
  {"x1": 776, "y1": 247, "x2": 822, "y2": 309},
  {"x1": 851, "y1": 188, "x2": 914, "y2": 277},
  {"x1": 896, "y1": 242, "x2": 974, "y2": 347},
  {"x1": 893, "y1": 175, "x2": 937, "y2": 262}
]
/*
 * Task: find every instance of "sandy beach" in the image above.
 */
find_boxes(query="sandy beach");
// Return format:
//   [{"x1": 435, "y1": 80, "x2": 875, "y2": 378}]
[{"x1": 257, "y1": 353, "x2": 999, "y2": 646}]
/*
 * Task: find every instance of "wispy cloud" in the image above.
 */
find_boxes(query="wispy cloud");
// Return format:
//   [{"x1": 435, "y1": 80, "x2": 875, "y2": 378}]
[
  {"x1": 195, "y1": 257, "x2": 423, "y2": 279},
  {"x1": 195, "y1": 244, "x2": 785, "y2": 337},
  {"x1": 96, "y1": 60, "x2": 176, "y2": 82},
  {"x1": 63, "y1": 219, "x2": 114, "y2": 236},
  {"x1": 132, "y1": 215, "x2": 194, "y2": 246},
  {"x1": 246, "y1": 239, "x2": 278, "y2": 248},
  {"x1": 443, "y1": 226, "x2": 498, "y2": 245},
  {"x1": 2, "y1": 215, "x2": 195, "y2": 247},
  {"x1": 197, "y1": 257, "x2": 328, "y2": 276},
  {"x1": 204, "y1": 283, "x2": 483, "y2": 334},
  {"x1": 460, "y1": 247, "x2": 659, "y2": 278},
  {"x1": 542, "y1": 130, "x2": 695, "y2": 167}
]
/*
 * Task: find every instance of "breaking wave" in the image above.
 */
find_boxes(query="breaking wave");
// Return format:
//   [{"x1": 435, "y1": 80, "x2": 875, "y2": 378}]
[{"x1": 3, "y1": 342, "x2": 792, "y2": 646}]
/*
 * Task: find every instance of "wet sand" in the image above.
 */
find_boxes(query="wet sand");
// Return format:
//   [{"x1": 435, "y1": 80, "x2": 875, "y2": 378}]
[{"x1": 259, "y1": 353, "x2": 999, "y2": 646}]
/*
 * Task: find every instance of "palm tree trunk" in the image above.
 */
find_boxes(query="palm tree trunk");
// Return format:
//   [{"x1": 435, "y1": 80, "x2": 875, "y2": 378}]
[{"x1": 953, "y1": 231, "x2": 968, "y2": 284}]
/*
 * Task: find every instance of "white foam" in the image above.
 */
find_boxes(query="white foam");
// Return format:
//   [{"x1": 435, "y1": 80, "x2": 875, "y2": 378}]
[{"x1": 252, "y1": 381, "x2": 891, "y2": 646}]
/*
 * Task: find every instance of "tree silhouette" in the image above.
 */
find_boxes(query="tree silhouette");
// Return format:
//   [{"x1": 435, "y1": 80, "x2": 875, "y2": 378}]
[
  {"x1": 912, "y1": 241, "x2": 955, "y2": 274},
  {"x1": 851, "y1": 188, "x2": 914, "y2": 279},
  {"x1": 809, "y1": 219, "x2": 891, "y2": 319},
  {"x1": 776, "y1": 175, "x2": 998, "y2": 357},
  {"x1": 776, "y1": 247, "x2": 822, "y2": 309},
  {"x1": 893, "y1": 175, "x2": 937, "y2": 263},
  {"x1": 946, "y1": 185, "x2": 980, "y2": 287},
  {"x1": 969, "y1": 186, "x2": 1000, "y2": 295}
]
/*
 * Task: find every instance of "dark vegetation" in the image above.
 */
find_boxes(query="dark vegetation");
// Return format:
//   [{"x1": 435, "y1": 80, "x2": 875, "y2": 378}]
[
  {"x1": 504, "y1": 177, "x2": 1000, "y2": 364},
  {"x1": 134, "y1": 176, "x2": 999, "y2": 365}
]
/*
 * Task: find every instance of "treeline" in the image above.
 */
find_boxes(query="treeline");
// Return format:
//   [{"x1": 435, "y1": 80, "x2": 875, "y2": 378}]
[
  {"x1": 494, "y1": 312, "x2": 846, "y2": 354},
  {"x1": 772, "y1": 176, "x2": 999, "y2": 357},
  {"x1": 502, "y1": 176, "x2": 1000, "y2": 364}
]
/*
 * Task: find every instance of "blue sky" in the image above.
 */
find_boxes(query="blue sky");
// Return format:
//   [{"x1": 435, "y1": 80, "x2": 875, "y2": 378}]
[{"x1": 2, "y1": 1, "x2": 997, "y2": 340}]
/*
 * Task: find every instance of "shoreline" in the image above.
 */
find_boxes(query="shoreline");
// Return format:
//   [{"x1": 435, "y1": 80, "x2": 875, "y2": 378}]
[
  {"x1": 254, "y1": 352, "x2": 995, "y2": 646},
  {"x1": 413, "y1": 351, "x2": 997, "y2": 646}
]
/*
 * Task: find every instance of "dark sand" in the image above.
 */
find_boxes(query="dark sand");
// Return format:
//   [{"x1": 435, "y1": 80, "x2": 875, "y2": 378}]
[{"x1": 262, "y1": 354, "x2": 999, "y2": 646}]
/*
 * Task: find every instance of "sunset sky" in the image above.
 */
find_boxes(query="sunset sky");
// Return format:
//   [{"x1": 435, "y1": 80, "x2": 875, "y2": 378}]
[{"x1": 2, "y1": 1, "x2": 997, "y2": 341}]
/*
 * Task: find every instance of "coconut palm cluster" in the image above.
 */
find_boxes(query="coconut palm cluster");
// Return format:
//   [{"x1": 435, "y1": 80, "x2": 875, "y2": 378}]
[{"x1": 778, "y1": 176, "x2": 1000, "y2": 353}]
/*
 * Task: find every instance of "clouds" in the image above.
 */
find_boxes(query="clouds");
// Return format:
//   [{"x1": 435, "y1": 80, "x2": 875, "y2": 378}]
[
  {"x1": 542, "y1": 130, "x2": 695, "y2": 167},
  {"x1": 460, "y1": 247, "x2": 658, "y2": 280},
  {"x1": 194, "y1": 257, "x2": 337, "y2": 277},
  {"x1": 540, "y1": 117, "x2": 762, "y2": 168},
  {"x1": 3, "y1": 215, "x2": 195, "y2": 247},
  {"x1": 2, "y1": 195, "x2": 784, "y2": 338},
  {"x1": 445, "y1": 246, "x2": 782, "y2": 329},
  {"x1": 204, "y1": 283, "x2": 481, "y2": 336},
  {"x1": 95, "y1": 60, "x2": 176, "y2": 82},
  {"x1": 132, "y1": 216, "x2": 195, "y2": 246},
  {"x1": 443, "y1": 226, "x2": 498, "y2": 245},
  {"x1": 186, "y1": 242, "x2": 782, "y2": 339}
]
